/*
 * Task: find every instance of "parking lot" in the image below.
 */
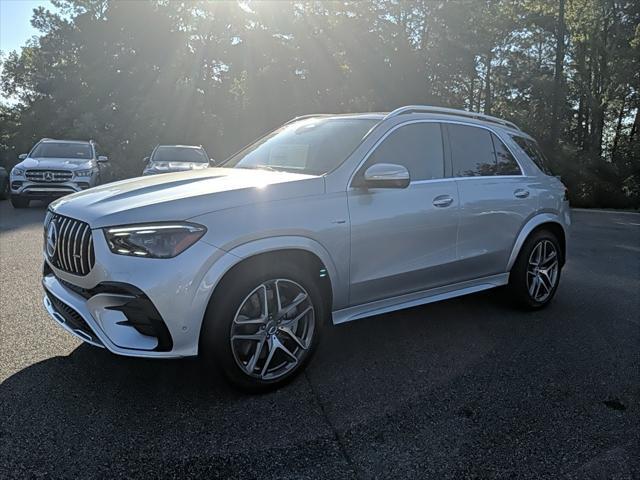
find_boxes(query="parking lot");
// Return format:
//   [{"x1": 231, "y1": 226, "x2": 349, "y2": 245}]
[{"x1": 0, "y1": 200, "x2": 638, "y2": 479}]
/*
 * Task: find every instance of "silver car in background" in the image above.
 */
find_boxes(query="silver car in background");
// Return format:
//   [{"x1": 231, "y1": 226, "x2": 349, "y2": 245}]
[
  {"x1": 42, "y1": 105, "x2": 570, "y2": 392},
  {"x1": 142, "y1": 145, "x2": 212, "y2": 175},
  {"x1": 10, "y1": 139, "x2": 112, "y2": 208}
]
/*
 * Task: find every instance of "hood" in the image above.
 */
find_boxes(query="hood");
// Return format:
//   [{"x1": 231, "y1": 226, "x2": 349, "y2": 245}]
[
  {"x1": 50, "y1": 167, "x2": 324, "y2": 228},
  {"x1": 18, "y1": 157, "x2": 95, "y2": 170}
]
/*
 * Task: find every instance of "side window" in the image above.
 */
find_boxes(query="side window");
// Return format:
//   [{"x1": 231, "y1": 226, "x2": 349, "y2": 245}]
[
  {"x1": 448, "y1": 124, "x2": 496, "y2": 176},
  {"x1": 511, "y1": 136, "x2": 552, "y2": 175},
  {"x1": 363, "y1": 123, "x2": 444, "y2": 181},
  {"x1": 492, "y1": 134, "x2": 521, "y2": 175}
]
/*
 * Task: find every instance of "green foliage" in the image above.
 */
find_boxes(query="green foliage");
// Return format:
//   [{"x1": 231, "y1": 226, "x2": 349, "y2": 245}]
[{"x1": 0, "y1": 0, "x2": 638, "y2": 207}]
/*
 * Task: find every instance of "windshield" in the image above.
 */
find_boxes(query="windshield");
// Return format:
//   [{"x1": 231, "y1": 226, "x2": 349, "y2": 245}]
[
  {"x1": 152, "y1": 147, "x2": 208, "y2": 163},
  {"x1": 222, "y1": 118, "x2": 378, "y2": 175},
  {"x1": 31, "y1": 142, "x2": 93, "y2": 159}
]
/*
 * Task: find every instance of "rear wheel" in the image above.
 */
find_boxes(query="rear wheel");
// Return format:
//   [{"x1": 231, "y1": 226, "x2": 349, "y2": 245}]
[
  {"x1": 509, "y1": 230, "x2": 562, "y2": 309},
  {"x1": 200, "y1": 260, "x2": 325, "y2": 392},
  {"x1": 10, "y1": 196, "x2": 29, "y2": 208}
]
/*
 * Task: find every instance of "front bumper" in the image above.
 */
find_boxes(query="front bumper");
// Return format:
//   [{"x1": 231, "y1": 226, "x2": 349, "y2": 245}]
[
  {"x1": 11, "y1": 179, "x2": 92, "y2": 197},
  {"x1": 43, "y1": 273, "x2": 175, "y2": 356},
  {"x1": 42, "y1": 228, "x2": 231, "y2": 358}
]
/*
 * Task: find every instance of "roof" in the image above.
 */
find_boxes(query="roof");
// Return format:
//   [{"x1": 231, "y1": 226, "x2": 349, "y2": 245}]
[
  {"x1": 40, "y1": 138, "x2": 93, "y2": 144},
  {"x1": 288, "y1": 106, "x2": 522, "y2": 132},
  {"x1": 156, "y1": 145, "x2": 203, "y2": 149}
]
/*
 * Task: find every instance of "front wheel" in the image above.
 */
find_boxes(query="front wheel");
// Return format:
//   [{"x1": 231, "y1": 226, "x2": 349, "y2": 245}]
[
  {"x1": 0, "y1": 181, "x2": 9, "y2": 199},
  {"x1": 200, "y1": 261, "x2": 325, "y2": 392},
  {"x1": 509, "y1": 230, "x2": 562, "y2": 309}
]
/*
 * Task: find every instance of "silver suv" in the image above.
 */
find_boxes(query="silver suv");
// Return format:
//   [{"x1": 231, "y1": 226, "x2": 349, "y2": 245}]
[
  {"x1": 142, "y1": 145, "x2": 212, "y2": 175},
  {"x1": 42, "y1": 106, "x2": 570, "y2": 391},
  {"x1": 11, "y1": 139, "x2": 112, "y2": 208}
]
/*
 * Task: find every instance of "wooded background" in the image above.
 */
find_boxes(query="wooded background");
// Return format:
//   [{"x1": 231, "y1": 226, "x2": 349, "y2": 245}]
[{"x1": 1, "y1": 0, "x2": 638, "y2": 208}]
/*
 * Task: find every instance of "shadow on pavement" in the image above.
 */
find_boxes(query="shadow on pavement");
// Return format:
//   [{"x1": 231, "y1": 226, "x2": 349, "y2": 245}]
[{"x1": 0, "y1": 291, "x2": 508, "y2": 478}]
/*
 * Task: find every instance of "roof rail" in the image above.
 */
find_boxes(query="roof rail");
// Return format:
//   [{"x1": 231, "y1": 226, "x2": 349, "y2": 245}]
[{"x1": 384, "y1": 105, "x2": 521, "y2": 131}]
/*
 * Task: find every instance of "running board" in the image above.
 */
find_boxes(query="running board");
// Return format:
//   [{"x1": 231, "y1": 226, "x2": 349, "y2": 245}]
[{"x1": 332, "y1": 273, "x2": 509, "y2": 325}]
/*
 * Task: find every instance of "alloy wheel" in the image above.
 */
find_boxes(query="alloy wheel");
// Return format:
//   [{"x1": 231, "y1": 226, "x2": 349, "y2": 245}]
[
  {"x1": 230, "y1": 279, "x2": 315, "y2": 380},
  {"x1": 526, "y1": 239, "x2": 559, "y2": 302}
]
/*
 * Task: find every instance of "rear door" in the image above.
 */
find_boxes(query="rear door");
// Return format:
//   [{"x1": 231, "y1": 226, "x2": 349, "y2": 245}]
[
  {"x1": 347, "y1": 121, "x2": 460, "y2": 305},
  {"x1": 446, "y1": 123, "x2": 537, "y2": 279}
]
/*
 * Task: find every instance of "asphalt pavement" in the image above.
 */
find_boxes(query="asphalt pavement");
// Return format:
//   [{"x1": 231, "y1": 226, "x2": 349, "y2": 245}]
[{"x1": 1, "y1": 200, "x2": 638, "y2": 479}]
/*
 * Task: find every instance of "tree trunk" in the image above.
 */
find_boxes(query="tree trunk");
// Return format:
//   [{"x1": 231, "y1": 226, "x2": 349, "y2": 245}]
[
  {"x1": 469, "y1": 76, "x2": 475, "y2": 111},
  {"x1": 483, "y1": 51, "x2": 492, "y2": 115},
  {"x1": 630, "y1": 103, "x2": 639, "y2": 141},
  {"x1": 592, "y1": 6, "x2": 611, "y2": 157},
  {"x1": 611, "y1": 96, "x2": 626, "y2": 161},
  {"x1": 550, "y1": 0, "x2": 565, "y2": 152}
]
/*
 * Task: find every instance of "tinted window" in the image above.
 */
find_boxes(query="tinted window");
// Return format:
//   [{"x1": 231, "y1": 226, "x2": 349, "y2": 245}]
[
  {"x1": 153, "y1": 147, "x2": 208, "y2": 163},
  {"x1": 449, "y1": 124, "x2": 496, "y2": 177},
  {"x1": 492, "y1": 134, "x2": 521, "y2": 175},
  {"x1": 364, "y1": 123, "x2": 444, "y2": 181},
  {"x1": 31, "y1": 142, "x2": 93, "y2": 159},
  {"x1": 511, "y1": 136, "x2": 552, "y2": 175},
  {"x1": 224, "y1": 118, "x2": 377, "y2": 175},
  {"x1": 449, "y1": 125, "x2": 522, "y2": 176}
]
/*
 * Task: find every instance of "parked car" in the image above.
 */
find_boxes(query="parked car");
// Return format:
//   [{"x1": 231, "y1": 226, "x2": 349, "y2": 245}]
[
  {"x1": 41, "y1": 106, "x2": 570, "y2": 392},
  {"x1": 142, "y1": 145, "x2": 212, "y2": 175},
  {"x1": 0, "y1": 166, "x2": 9, "y2": 199},
  {"x1": 10, "y1": 138, "x2": 113, "y2": 208}
]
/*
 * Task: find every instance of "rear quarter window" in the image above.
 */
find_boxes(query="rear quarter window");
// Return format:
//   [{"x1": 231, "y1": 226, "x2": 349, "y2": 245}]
[
  {"x1": 511, "y1": 136, "x2": 552, "y2": 175},
  {"x1": 447, "y1": 124, "x2": 521, "y2": 176}
]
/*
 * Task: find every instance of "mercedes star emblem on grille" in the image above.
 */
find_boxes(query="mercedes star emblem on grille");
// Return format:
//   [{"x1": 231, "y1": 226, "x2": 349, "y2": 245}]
[
  {"x1": 46, "y1": 220, "x2": 58, "y2": 258},
  {"x1": 44, "y1": 171, "x2": 54, "y2": 182}
]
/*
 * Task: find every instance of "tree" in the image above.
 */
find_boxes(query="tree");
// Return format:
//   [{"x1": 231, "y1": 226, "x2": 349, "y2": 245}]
[{"x1": 1, "y1": 0, "x2": 638, "y2": 207}]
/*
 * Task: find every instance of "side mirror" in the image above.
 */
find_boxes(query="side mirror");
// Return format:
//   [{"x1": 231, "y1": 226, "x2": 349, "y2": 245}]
[
  {"x1": 97, "y1": 155, "x2": 109, "y2": 163},
  {"x1": 361, "y1": 163, "x2": 410, "y2": 189},
  {"x1": 209, "y1": 159, "x2": 217, "y2": 167},
  {"x1": 18, "y1": 153, "x2": 27, "y2": 160},
  {"x1": 143, "y1": 156, "x2": 150, "y2": 164}
]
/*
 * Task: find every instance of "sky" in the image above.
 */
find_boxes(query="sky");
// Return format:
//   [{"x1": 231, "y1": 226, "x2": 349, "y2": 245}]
[{"x1": 0, "y1": 0, "x2": 53, "y2": 54}]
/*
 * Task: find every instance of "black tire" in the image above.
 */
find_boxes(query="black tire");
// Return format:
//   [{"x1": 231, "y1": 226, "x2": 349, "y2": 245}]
[
  {"x1": 10, "y1": 196, "x2": 29, "y2": 208},
  {"x1": 200, "y1": 259, "x2": 326, "y2": 393},
  {"x1": 508, "y1": 229, "x2": 562, "y2": 309},
  {"x1": 0, "y1": 181, "x2": 8, "y2": 200}
]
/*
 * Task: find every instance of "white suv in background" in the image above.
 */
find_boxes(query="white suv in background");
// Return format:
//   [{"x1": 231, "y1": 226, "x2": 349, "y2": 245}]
[
  {"x1": 10, "y1": 139, "x2": 112, "y2": 208},
  {"x1": 41, "y1": 106, "x2": 570, "y2": 391}
]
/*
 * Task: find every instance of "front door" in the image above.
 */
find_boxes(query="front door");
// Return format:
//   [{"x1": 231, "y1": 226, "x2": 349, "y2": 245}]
[{"x1": 347, "y1": 122, "x2": 460, "y2": 306}]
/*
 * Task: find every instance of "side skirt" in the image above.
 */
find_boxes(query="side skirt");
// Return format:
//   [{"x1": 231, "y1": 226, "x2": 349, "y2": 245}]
[{"x1": 332, "y1": 273, "x2": 509, "y2": 325}]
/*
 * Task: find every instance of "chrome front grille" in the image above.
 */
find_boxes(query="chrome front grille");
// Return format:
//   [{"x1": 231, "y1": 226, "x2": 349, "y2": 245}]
[
  {"x1": 26, "y1": 169, "x2": 73, "y2": 183},
  {"x1": 45, "y1": 213, "x2": 95, "y2": 276}
]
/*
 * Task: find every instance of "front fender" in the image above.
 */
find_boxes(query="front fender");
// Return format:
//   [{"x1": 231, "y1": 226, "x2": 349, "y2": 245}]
[
  {"x1": 226, "y1": 236, "x2": 341, "y2": 301},
  {"x1": 190, "y1": 236, "x2": 343, "y2": 346},
  {"x1": 506, "y1": 212, "x2": 569, "y2": 271}
]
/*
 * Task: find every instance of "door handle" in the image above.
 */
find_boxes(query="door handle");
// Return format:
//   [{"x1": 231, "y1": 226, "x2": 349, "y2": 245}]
[
  {"x1": 514, "y1": 189, "x2": 530, "y2": 198},
  {"x1": 433, "y1": 195, "x2": 454, "y2": 207}
]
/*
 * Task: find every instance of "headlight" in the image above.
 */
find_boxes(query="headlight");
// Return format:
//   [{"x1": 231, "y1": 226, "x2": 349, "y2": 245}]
[
  {"x1": 11, "y1": 167, "x2": 24, "y2": 176},
  {"x1": 75, "y1": 169, "x2": 94, "y2": 177},
  {"x1": 104, "y1": 222, "x2": 206, "y2": 258}
]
